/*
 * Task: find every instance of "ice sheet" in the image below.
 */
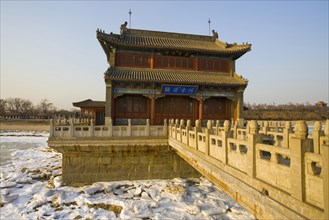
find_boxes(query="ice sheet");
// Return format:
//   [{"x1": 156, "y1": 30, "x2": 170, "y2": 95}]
[{"x1": 0, "y1": 131, "x2": 255, "y2": 220}]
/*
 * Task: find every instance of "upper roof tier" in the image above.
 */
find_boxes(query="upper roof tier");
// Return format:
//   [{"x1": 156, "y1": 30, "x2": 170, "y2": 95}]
[{"x1": 97, "y1": 24, "x2": 251, "y2": 59}]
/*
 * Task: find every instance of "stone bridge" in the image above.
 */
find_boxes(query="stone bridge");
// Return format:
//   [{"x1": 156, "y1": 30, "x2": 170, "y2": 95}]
[{"x1": 48, "y1": 118, "x2": 329, "y2": 220}]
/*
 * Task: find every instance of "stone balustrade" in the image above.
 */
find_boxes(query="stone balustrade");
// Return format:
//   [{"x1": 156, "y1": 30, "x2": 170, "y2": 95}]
[
  {"x1": 49, "y1": 116, "x2": 328, "y2": 219},
  {"x1": 50, "y1": 118, "x2": 168, "y2": 138},
  {"x1": 53, "y1": 117, "x2": 93, "y2": 126},
  {"x1": 168, "y1": 119, "x2": 329, "y2": 219}
]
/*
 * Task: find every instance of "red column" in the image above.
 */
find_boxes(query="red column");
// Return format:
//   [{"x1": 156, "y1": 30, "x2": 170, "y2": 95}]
[
  {"x1": 150, "y1": 53, "x2": 154, "y2": 69},
  {"x1": 195, "y1": 55, "x2": 199, "y2": 71},
  {"x1": 198, "y1": 97, "x2": 203, "y2": 122},
  {"x1": 150, "y1": 97, "x2": 156, "y2": 125},
  {"x1": 233, "y1": 101, "x2": 237, "y2": 122}
]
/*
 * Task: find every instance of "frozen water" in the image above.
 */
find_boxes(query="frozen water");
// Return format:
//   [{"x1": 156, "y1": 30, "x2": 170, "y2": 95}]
[{"x1": 0, "y1": 131, "x2": 255, "y2": 220}]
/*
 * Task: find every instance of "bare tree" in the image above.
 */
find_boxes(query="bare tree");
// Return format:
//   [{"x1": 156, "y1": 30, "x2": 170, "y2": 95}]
[
  {"x1": 6, "y1": 98, "x2": 23, "y2": 114},
  {"x1": 0, "y1": 99, "x2": 6, "y2": 115},
  {"x1": 38, "y1": 99, "x2": 56, "y2": 114},
  {"x1": 6, "y1": 98, "x2": 34, "y2": 115},
  {"x1": 20, "y1": 99, "x2": 34, "y2": 115}
]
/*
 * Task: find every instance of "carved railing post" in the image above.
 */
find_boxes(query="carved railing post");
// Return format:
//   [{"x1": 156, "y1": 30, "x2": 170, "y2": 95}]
[
  {"x1": 180, "y1": 119, "x2": 185, "y2": 127},
  {"x1": 205, "y1": 120, "x2": 213, "y2": 156},
  {"x1": 146, "y1": 119, "x2": 150, "y2": 136},
  {"x1": 69, "y1": 117, "x2": 74, "y2": 137},
  {"x1": 108, "y1": 118, "x2": 113, "y2": 137},
  {"x1": 195, "y1": 120, "x2": 202, "y2": 150},
  {"x1": 173, "y1": 119, "x2": 179, "y2": 139},
  {"x1": 186, "y1": 119, "x2": 191, "y2": 146},
  {"x1": 233, "y1": 121, "x2": 238, "y2": 139},
  {"x1": 89, "y1": 119, "x2": 94, "y2": 137},
  {"x1": 323, "y1": 120, "x2": 329, "y2": 219},
  {"x1": 215, "y1": 120, "x2": 220, "y2": 135},
  {"x1": 222, "y1": 120, "x2": 231, "y2": 165},
  {"x1": 128, "y1": 119, "x2": 132, "y2": 136},
  {"x1": 247, "y1": 120, "x2": 261, "y2": 177},
  {"x1": 290, "y1": 120, "x2": 310, "y2": 201},
  {"x1": 263, "y1": 121, "x2": 269, "y2": 135},
  {"x1": 312, "y1": 121, "x2": 323, "y2": 154},
  {"x1": 169, "y1": 119, "x2": 174, "y2": 137},
  {"x1": 179, "y1": 119, "x2": 185, "y2": 142},
  {"x1": 283, "y1": 121, "x2": 292, "y2": 148}
]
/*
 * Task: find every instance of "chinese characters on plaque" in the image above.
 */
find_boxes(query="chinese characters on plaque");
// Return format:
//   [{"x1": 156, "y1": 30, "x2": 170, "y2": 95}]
[{"x1": 161, "y1": 85, "x2": 198, "y2": 95}]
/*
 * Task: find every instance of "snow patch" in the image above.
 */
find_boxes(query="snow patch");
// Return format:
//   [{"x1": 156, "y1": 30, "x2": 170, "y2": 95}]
[{"x1": 0, "y1": 132, "x2": 255, "y2": 219}]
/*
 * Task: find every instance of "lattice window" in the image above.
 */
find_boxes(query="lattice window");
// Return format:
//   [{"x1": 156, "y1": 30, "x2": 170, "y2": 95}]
[{"x1": 116, "y1": 53, "x2": 150, "y2": 68}]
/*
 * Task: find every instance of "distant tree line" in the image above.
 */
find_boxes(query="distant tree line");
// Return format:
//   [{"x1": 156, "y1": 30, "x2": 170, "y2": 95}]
[
  {"x1": 244, "y1": 102, "x2": 328, "y2": 121},
  {"x1": 0, "y1": 98, "x2": 78, "y2": 119}
]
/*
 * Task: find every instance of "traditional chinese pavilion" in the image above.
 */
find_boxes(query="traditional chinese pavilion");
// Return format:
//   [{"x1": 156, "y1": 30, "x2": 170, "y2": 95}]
[{"x1": 75, "y1": 22, "x2": 251, "y2": 126}]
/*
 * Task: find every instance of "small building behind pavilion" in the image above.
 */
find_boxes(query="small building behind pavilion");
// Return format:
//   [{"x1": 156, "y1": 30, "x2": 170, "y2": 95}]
[{"x1": 72, "y1": 99, "x2": 105, "y2": 125}]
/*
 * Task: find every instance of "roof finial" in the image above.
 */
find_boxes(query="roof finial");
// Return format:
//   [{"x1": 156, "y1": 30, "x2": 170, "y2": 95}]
[
  {"x1": 129, "y1": 9, "x2": 132, "y2": 29},
  {"x1": 120, "y1": 21, "x2": 128, "y2": 34},
  {"x1": 212, "y1": 30, "x2": 218, "y2": 39},
  {"x1": 208, "y1": 18, "x2": 211, "y2": 36}
]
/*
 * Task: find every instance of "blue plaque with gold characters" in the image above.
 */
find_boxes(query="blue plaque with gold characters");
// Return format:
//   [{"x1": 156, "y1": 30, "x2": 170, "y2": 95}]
[{"x1": 161, "y1": 85, "x2": 198, "y2": 95}]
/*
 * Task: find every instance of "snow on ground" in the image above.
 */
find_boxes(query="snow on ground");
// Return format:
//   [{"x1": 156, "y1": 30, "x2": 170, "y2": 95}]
[{"x1": 0, "y1": 131, "x2": 255, "y2": 220}]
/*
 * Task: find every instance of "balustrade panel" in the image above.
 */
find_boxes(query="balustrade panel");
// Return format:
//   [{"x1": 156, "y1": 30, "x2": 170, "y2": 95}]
[
  {"x1": 209, "y1": 134, "x2": 225, "y2": 162},
  {"x1": 227, "y1": 138, "x2": 248, "y2": 173},
  {"x1": 150, "y1": 126, "x2": 165, "y2": 136},
  {"x1": 188, "y1": 130, "x2": 197, "y2": 149},
  {"x1": 304, "y1": 152, "x2": 323, "y2": 208},
  {"x1": 197, "y1": 133, "x2": 207, "y2": 153},
  {"x1": 255, "y1": 143, "x2": 291, "y2": 192},
  {"x1": 181, "y1": 129, "x2": 188, "y2": 145}
]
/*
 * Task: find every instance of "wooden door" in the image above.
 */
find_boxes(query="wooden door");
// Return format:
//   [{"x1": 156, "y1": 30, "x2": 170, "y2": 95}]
[
  {"x1": 155, "y1": 96, "x2": 196, "y2": 125},
  {"x1": 203, "y1": 97, "x2": 229, "y2": 120}
]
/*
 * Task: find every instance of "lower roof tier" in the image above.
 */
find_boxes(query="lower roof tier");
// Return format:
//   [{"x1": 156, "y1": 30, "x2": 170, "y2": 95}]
[{"x1": 104, "y1": 67, "x2": 248, "y2": 87}]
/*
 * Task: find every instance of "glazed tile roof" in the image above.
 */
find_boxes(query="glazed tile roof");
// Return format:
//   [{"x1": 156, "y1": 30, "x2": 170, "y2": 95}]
[
  {"x1": 105, "y1": 67, "x2": 248, "y2": 86},
  {"x1": 97, "y1": 28, "x2": 251, "y2": 58},
  {"x1": 73, "y1": 99, "x2": 105, "y2": 108}
]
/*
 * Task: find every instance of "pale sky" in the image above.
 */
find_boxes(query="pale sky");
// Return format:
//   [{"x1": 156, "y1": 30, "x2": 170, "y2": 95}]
[{"x1": 1, "y1": 1, "x2": 328, "y2": 110}]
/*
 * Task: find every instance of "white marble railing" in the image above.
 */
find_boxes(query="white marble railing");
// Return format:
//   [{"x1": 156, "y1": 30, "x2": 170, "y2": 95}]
[
  {"x1": 168, "y1": 118, "x2": 329, "y2": 214},
  {"x1": 50, "y1": 118, "x2": 167, "y2": 138}
]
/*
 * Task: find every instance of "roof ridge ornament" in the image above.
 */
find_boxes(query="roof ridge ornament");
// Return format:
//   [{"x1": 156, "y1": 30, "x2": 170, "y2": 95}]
[
  {"x1": 120, "y1": 21, "x2": 128, "y2": 35},
  {"x1": 96, "y1": 28, "x2": 105, "y2": 35},
  {"x1": 212, "y1": 30, "x2": 218, "y2": 39}
]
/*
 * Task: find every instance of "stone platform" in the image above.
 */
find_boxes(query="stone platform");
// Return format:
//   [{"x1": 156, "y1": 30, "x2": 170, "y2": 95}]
[{"x1": 49, "y1": 137, "x2": 200, "y2": 184}]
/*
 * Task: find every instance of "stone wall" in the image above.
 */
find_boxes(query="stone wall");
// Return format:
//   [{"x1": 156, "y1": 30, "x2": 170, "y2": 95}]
[{"x1": 49, "y1": 138, "x2": 200, "y2": 185}]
